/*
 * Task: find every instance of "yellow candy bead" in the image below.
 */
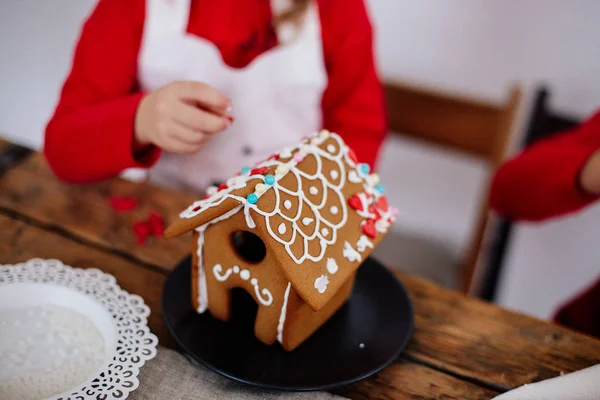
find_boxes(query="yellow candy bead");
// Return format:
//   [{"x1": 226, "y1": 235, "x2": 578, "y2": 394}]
[
  {"x1": 367, "y1": 173, "x2": 380, "y2": 185},
  {"x1": 254, "y1": 183, "x2": 267, "y2": 194},
  {"x1": 276, "y1": 165, "x2": 289, "y2": 176}
]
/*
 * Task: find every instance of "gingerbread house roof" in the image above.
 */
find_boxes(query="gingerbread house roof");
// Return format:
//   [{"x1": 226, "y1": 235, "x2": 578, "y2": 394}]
[{"x1": 165, "y1": 131, "x2": 397, "y2": 311}]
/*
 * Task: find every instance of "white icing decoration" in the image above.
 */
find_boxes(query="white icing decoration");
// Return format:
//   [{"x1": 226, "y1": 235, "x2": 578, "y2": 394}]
[
  {"x1": 252, "y1": 280, "x2": 273, "y2": 306},
  {"x1": 206, "y1": 186, "x2": 218, "y2": 195},
  {"x1": 284, "y1": 200, "x2": 292, "y2": 209},
  {"x1": 212, "y1": 263, "x2": 272, "y2": 306},
  {"x1": 356, "y1": 235, "x2": 374, "y2": 252},
  {"x1": 321, "y1": 228, "x2": 329, "y2": 236},
  {"x1": 348, "y1": 170, "x2": 362, "y2": 183},
  {"x1": 314, "y1": 275, "x2": 329, "y2": 294},
  {"x1": 343, "y1": 241, "x2": 362, "y2": 263},
  {"x1": 309, "y1": 186, "x2": 318, "y2": 195},
  {"x1": 280, "y1": 147, "x2": 292, "y2": 158},
  {"x1": 196, "y1": 232, "x2": 208, "y2": 313},
  {"x1": 244, "y1": 202, "x2": 256, "y2": 229},
  {"x1": 330, "y1": 206, "x2": 339, "y2": 215},
  {"x1": 376, "y1": 219, "x2": 389, "y2": 233},
  {"x1": 181, "y1": 133, "x2": 355, "y2": 265},
  {"x1": 277, "y1": 282, "x2": 292, "y2": 344},
  {"x1": 330, "y1": 170, "x2": 339, "y2": 180},
  {"x1": 326, "y1": 258, "x2": 338, "y2": 274},
  {"x1": 302, "y1": 217, "x2": 314, "y2": 225},
  {"x1": 327, "y1": 144, "x2": 336, "y2": 153},
  {"x1": 278, "y1": 223, "x2": 287, "y2": 235},
  {"x1": 213, "y1": 264, "x2": 233, "y2": 281}
]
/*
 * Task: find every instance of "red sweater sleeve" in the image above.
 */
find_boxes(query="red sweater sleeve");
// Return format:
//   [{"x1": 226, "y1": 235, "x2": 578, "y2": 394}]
[
  {"x1": 490, "y1": 110, "x2": 600, "y2": 221},
  {"x1": 44, "y1": 0, "x2": 160, "y2": 183},
  {"x1": 319, "y1": 0, "x2": 387, "y2": 170}
]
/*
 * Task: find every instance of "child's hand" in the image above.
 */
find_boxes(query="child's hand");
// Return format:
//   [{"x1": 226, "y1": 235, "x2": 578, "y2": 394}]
[
  {"x1": 579, "y1": 150, "x2": 600, "y2": 194},
  {"x1": 134, "y1": 81, "x2": 232, "y2": 153}
]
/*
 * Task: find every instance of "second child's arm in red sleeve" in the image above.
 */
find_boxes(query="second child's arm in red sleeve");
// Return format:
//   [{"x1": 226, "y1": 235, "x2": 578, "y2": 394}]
[
  {"x1": 490, "y1": 110, "x2": 600, "y2": 221},
  {"x1": 44, "y1": 0, "x2": 159, "y2": 184},
  {"x1": 319, "y1": 0, "x2": 387, "y2": 170}
]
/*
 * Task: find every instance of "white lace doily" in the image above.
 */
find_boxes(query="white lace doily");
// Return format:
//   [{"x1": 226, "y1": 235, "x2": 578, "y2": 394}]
[{"x1": 0, "y1": 259, "x2": 158, "y2": 400}]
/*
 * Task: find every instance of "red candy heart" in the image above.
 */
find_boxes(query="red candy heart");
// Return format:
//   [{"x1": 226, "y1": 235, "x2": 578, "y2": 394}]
[
  {"x1": 361, "y1": 219, "x2": 377, "y2": 238},
  {"x1": 268, "y1": 154, "x2": 280, "y2": 161},
  {"x1": 375, "y1": 196, "x2": 389, "y2": 212},
  {"x1": 109, "y1": 196, "x2": 138, "y2": 212},
  {"x1": 348, "y1": 194, "x2": 363, "y2": 211},
  {"x1": 368, "y1": 205, "x2": 381, "y2": 220},
  {"x1": 148, "y1": 211, "x2": 164, "y2": 237},
  {"x1": 217, "y1": 183, "x2": 228, "y2": 191},
  {"x1": 347, "y1": 148, "x2": 358, "y2": 164},
  {"x1": 133, "y1": 221, "x2": 151, "y2": 245},
  {"x1": 250, "y1": 166, "x2": 268, "y2": 176}
]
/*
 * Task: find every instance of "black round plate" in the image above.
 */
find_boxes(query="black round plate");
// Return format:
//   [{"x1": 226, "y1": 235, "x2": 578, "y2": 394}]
[{"x1": 162, "y1": 256, "x2": 414, "y2": 391}]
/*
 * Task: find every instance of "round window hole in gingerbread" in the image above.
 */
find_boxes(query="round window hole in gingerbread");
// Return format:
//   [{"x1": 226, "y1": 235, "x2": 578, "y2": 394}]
[{"x1": 231, "y1": 231, "x2": 267, "y2": 263}]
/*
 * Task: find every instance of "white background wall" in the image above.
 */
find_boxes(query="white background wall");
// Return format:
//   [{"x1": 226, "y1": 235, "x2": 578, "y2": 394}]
[{"x1": 1, "y1": 0, "x2": 599, "y2": 320}]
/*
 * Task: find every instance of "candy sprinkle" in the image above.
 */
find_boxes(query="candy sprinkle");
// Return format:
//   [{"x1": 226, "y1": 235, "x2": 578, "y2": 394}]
[
  {"x1": 375, "y1": 184, "x2": 385, "y2": 194},
  {"x1": 255, "y1": 183, "x2": 267, "y2": 194},
  {"x1": 293, "y1": 152, "x2": 305, "y2": 163},
  {"x1": 241, "y1": 166, "x2": 251, "y2": 175},
  {"x1": 264, "y1": 174, "x2": 275, "y2": 185},
  {"x1": 358, "y1": 163, "x2": 370, "y2": 175},
  {"x1": 276, "y1": 165, "x2": 289, "y2": 176},
  {"x1": 247, "y1": 193, "x2": 258, "y2": 204}
]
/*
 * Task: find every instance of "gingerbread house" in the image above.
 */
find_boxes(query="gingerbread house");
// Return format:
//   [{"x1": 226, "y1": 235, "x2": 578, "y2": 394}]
[{"x1": 165, "y1": 130, "x2": 397, "y2": 351}]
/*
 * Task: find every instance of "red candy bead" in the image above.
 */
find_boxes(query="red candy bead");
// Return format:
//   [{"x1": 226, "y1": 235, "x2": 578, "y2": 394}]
[
  {"x1": 361, "y1": 219, "x2": 377, "y2": 239},
  {"x1": 250, "y1": 166, "x2": 268, "y2": 176},
  {"x1": 192, "y1": 205, "x2": 201, "y2": 212},
  {"x1": 217, "y1": 183, "x2": 228, "y2": 191},
  {"x1": 375, "y1": 196, "x2": 389, "y2": 212},
  {"x1": 348, "y1": 194, "x2": 363, "y2": 211},
  {"x1": 268, "y1": 154, "x2": 280, "y2": 161},
  {"x1": 347, "y1": 148, "x2": 358, "y2": 164}
]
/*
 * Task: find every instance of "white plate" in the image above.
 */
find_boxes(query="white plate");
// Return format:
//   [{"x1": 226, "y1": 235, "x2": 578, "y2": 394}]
[{"x1": 0, "y1": 259, "x2": 158, "y2": 400}]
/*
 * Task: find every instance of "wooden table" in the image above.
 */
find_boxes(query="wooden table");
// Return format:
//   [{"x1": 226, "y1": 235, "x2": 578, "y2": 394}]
[{"x1": 0, "y1": 138, "x2": 599, "y2": 400}]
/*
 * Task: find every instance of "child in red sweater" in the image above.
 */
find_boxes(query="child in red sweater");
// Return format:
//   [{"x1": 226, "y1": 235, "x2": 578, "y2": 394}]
[
  {"x1": 45, "y1": 0, "x2": 386, "y2": 192},
  {"x1": 490, "y1": 110, "x2": 600, "y2": 338}
]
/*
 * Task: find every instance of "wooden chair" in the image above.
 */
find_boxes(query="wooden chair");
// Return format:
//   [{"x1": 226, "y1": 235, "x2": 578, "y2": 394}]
[
  {"x1": 383, "y1": 80, "x2": 522, "y2": 293},
  {"x1": 480, "y1": 87, "x2": 581, "y2": 301}
]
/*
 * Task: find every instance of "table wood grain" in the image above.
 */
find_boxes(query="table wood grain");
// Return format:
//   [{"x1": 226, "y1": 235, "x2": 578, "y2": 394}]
[{"x1": 0, "y1": 139, "x2": 599, "y2": 399}]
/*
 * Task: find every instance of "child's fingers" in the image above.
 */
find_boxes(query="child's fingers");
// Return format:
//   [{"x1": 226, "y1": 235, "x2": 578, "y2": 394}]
[
  {"x1": 172, "y1": 103, "x2": 229, "y2": 134},
  {"x1": 163, "y1": 135, "x2": 204, "y2": 154},
  {"x1": 174, "y1": 81, "x2": 231, "y2": 113},
  {"x1": 168, "y1": 124, "x2": 206, "y2": 147}
]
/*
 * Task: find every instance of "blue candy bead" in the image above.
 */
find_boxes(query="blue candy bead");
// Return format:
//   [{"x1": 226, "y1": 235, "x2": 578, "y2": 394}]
[
  {"x1": 247, "y1": 193, "x2": 258, "y2": 204},
  {"x1": 264, "y1": 174, "x2": 275, "y2": 185},
  {"x1": 359, "y1": 163, "x2": 370, "y2": 175},
  {"x1": 241, "y1": 166, "x2": 251, "y2": 175},
  {"x1": 375, "y1": 184, "x2": 385, "y2": 194}
]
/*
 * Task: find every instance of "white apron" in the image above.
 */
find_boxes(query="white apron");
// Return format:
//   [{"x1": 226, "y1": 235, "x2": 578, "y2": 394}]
[{"x1": 129, "y1": 0, "x2": 327, "y2": 193}]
